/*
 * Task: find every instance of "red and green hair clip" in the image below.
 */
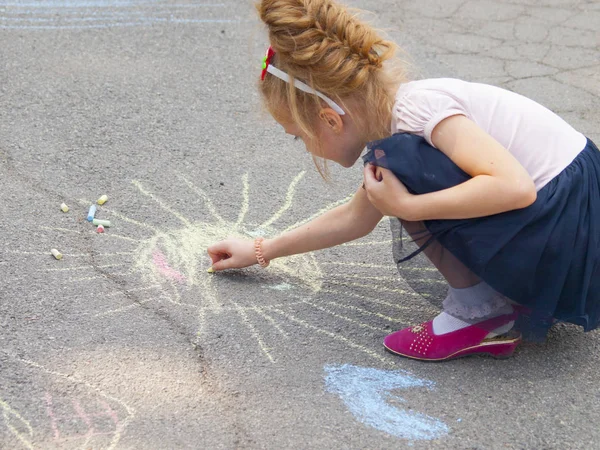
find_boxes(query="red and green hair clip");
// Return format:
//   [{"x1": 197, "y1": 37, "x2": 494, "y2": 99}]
[{"x1": 261, "y1": 46, "x2": 276, "y2": 81}]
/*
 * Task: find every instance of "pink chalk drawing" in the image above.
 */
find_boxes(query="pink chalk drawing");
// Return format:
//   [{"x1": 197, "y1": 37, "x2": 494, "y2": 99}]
[
  {"x1": 44, "y1": 392, "x2": 120, "y2": 443},
  {"x1": 72, "y1": 399, "x2": 94, "y2": 442},
  {"x1": 152, "y1": 250, "x2": 186, "y2": 282},
  {"x1": 44, "y1": 392, "x2": 60, "y2": 440}
]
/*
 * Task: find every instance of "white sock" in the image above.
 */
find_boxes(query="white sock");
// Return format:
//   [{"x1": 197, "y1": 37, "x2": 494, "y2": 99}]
[
  {"x1": 432, "y1": 311, "x2": 514, "y2": 337},
  {"x1": 432, "y1": 281, "x2": 514, "y2": 336},
  {"x1": 432, "y1": 312, "x2": 472, "y2": 335}
]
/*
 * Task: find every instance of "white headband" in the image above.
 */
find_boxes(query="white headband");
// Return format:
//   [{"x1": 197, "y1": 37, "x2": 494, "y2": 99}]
[{"x1": 262, "y1": 47, "x2": 346, "y2": 116}]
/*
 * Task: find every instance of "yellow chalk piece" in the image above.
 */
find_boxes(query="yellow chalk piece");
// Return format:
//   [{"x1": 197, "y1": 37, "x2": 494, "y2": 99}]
[
  {"x1": 97, "y1": 195, "x2": 108, "y2": 205},
  {"x1": 207, "y1": 267, "x2": 215, "y2": 273},
  {"x1": 60, "y1": 203, "x2": 69, "y2": 213},
  {"x1": 50, "y1": 249, "x2": 62, "y2": 260}
]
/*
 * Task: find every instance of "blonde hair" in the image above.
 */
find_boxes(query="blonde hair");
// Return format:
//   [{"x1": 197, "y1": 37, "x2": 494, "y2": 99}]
[{"x1": 256, "y1": 0, "x2": 407, "y2": 176}]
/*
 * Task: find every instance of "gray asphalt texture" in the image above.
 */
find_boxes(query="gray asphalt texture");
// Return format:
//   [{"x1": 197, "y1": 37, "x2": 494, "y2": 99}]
[{"x1": 1, "y1": 0, "x2": 599, "y2": 449}]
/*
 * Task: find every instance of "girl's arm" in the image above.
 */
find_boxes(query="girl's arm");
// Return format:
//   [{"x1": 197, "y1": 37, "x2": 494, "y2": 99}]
[
  {"x1": 207, "y1": 185, "x2": 383, "y2": 271},
  {"x1": 405, "y1": 115, "x2": 537, "y2": 221},
  {"x1": 262, "y1": 184, "x2": 383, "y2": 260}
]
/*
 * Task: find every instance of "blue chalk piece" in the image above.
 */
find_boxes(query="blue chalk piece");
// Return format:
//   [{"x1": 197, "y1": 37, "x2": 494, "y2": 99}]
[
  {"x1": 324, "y1": 364, "x2": 450, "y2": 441},
  {"x1": 87, "y1": 204, "x2": 97, "y2": 222}
]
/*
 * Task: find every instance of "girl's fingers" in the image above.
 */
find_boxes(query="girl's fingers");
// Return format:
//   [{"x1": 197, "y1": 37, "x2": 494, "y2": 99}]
[
  {"x1": 211, "y1": 257, "x2": 236, "y2": 272},
  {"x1": 207, "y1": 243, "x2": 220, "y2": 255},
  {"x1": 363, "y1": 164, "x2": 376, "y2": 186},
  {"x1": 207, "y1": 242, "x2": 231, "y2": 264},
  {"x1": 207, "y1": 249, "x2": 221, "y2": 264},
  {"x1": 209, "y1": 252, "x2": 230, "y2": 264},
  {"x1": 377, "y1": 167, "x2": 397, "y2": 182},
  {"x1": 364, "y1": 164, "x2": 383, "y2": 187}
]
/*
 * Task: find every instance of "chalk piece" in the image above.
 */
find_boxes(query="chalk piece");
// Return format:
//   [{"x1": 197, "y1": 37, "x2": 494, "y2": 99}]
[
  {"x1": 60, "y1": 203, "x2": 69, "y2": 213},
  {"x1": 87, "y1": 204, "x2": 97, "y2": 222},
  {"x1": 97, "y1": 195, "x2": 108, "y2": 205},
  {"x1": 92, "y1": 218, "x2": 111, "y2": 227},
  {"x1": 207, "y1": 267, "x2": 215, "y2": 273},
  {"x1": 96, "y1": 224, "x2": 105, "y2": 233},
  {"x1": 51, "y1": 249, "x2": 62, "y2": 260}
]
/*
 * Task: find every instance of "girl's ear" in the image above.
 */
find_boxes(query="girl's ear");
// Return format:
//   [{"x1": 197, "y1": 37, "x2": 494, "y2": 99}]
[{"x1": 319, "y1": 108, "x2": 343, "y2": 134}]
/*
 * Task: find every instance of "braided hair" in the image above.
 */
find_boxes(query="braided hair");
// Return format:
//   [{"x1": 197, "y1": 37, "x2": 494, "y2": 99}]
[{"x1": 257, "y1": 0, "x2": 407, "y2": 175}]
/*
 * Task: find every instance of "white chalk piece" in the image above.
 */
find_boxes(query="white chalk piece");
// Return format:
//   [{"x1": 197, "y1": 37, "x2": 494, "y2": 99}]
[
  {"x1": 60, "y1": 203, "x2": 69, "y2": 213},
  {"x1": 96, "y1": 224, "x2": 105, "y2": 233},
  {"x1": 92, "y1": 218, "x2": 111, "y2": 227},
  {"x1": 97, "y1": 195, "x2": 108, "y2": 205},
  {"x1": 51, "y1": 249, "x2": 62, "y2": 260},
  {"x1": 87, "y1": 204, "x2": 97, "y2": 222}
]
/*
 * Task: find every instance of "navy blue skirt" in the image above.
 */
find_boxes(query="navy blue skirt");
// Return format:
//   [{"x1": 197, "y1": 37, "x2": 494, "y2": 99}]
[{"x1": 363, "y1": 134, "x2": 600, "y2": 339}]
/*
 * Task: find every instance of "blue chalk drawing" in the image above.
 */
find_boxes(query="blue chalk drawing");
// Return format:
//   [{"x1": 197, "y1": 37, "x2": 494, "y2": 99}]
[
  {"x1": 0, "y1": 0, "x2": 238, "y2": 30},
  {"x1": 324, "y1": 364, "x2": 449, "y2": 441}
]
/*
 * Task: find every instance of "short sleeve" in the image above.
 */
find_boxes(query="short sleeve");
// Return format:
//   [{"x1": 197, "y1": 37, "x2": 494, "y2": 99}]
[{"x1": 392, "y1": 85, "x2": 471, "y2": 146}]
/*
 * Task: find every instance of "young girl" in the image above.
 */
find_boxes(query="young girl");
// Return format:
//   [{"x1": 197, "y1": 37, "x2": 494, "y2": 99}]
[{"x1": 207, "y1": 0, "x2": 600, "y2": 361}]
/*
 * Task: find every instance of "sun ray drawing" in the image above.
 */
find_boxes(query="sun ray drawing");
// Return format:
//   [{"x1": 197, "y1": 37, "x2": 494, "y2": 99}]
[{"x1": 16, "y1": 169, "x2": 445, "y2": 366}]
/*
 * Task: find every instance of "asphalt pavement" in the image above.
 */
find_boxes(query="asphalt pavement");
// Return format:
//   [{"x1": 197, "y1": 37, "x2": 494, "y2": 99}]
[{"x1": 1, "y1": 0, "x2": 599, "y2": 448}]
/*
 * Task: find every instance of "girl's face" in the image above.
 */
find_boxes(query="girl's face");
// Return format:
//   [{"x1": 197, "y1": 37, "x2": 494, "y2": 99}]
[{"x1": 278, "y1": 108, "x2": 367, "y2": 168}]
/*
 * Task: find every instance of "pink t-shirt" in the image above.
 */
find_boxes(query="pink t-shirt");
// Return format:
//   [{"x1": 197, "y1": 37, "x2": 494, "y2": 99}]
[{"x1": 391, "y1": 78, "x2": 587, "y2": 190}]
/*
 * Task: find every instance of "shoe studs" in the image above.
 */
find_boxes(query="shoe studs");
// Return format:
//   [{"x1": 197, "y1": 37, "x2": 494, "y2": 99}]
[
  {"x1": 411, "y1": 324, "x2": 425, "y2": 334},
  {"x1": 407, "y1": 324, "x2": 433, "y2": 355}
]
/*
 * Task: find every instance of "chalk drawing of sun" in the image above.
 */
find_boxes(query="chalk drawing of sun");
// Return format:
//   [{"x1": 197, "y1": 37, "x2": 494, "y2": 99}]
[
  {"x1": 23, "y1": 171, "x2": 440, "y2": 365},
  {"x1": 129, "y1": 173, "x2": 324, "y2": 312}
]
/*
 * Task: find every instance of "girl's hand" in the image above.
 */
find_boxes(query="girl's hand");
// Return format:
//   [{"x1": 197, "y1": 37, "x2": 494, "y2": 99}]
[
  {"x1": 363, "y1": 163, "x2": 415, "y2": 220},
  {"x1": 207, "y1": 238, "x2": 257, "y2": 271}
]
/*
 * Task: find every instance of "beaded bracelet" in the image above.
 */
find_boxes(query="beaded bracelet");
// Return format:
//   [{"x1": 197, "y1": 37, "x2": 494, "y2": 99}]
[{"x1": 254, "y1": 237, "x2": 270, "y2": 268}]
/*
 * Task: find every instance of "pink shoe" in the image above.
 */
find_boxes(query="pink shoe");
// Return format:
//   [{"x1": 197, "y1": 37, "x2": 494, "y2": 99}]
[{"x1": 383, "y1": 313, "x2": 521, "y2": 361}]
